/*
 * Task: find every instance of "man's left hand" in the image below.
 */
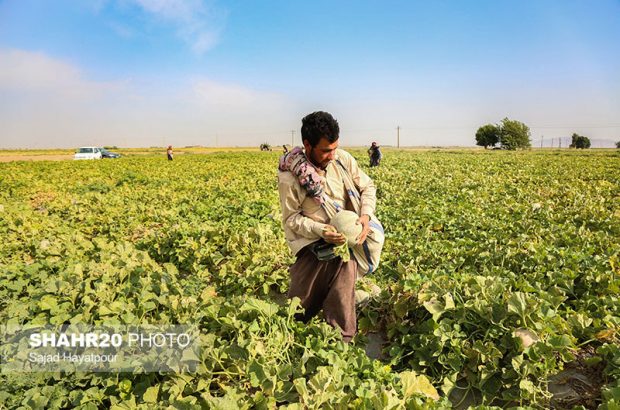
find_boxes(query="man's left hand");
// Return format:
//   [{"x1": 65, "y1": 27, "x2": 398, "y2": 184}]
[{"x1": 356, "y1": 214, "x2": 371, "y2": 245}]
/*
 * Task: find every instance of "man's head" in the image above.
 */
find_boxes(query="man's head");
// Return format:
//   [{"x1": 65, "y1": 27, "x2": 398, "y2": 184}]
[{"x1": 301, "y1": 111, "x2": 340, "y2": 169}]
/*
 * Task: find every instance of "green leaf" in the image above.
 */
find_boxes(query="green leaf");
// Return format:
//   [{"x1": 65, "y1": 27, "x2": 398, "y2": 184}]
[
  {"x1": 38, "y1": 295, "x2": 57, "y2": 311},
  {"x1": 400, "y1": 371, "x2": 439, "y2": 400},
  {"x1": 248, "y1": 360, "x2": 267, "y2": 388},
  {"x1": 422, "y1": 293, "x2": 454, "y2": 321},
  {"x1": 507, "y1": 292, "x2": 528, "y2": 319},
  {"x1": 143, "y1": 385, "x2": 159, "y2": 403}
]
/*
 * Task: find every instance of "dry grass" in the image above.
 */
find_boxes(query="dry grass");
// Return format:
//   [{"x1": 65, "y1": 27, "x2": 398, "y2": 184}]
[{"x1": 0, "y1": 146, "x2": 263, "y2": 162}]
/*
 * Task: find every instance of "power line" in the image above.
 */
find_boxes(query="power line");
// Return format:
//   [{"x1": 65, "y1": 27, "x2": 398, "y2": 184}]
[
  {"x1": 530, "y1": 124, "x2": 620, "y2": 129},
  {"x1": 350, "y1": 123, "x2": 620, "y2": 131}
]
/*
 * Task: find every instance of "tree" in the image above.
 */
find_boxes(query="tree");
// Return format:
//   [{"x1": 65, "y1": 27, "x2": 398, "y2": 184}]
[
  {"x1": 615, "y1": 140, "x2": 620, "y2": 149},
  {"x1": 498, "y1": 118, "x2": 531, "y2": 150},
  {"x1": 569, "y1": 133, "x2": 591, "y2": 149},
  {"x1": 475, "y1": 124, "x2": 500, "y2": 148}
]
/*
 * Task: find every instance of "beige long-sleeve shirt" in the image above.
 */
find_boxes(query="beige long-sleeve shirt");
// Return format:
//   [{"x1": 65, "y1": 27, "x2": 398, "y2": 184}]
[{"x1": 278, "y1": 149, "x2": 377, "y2": 256}]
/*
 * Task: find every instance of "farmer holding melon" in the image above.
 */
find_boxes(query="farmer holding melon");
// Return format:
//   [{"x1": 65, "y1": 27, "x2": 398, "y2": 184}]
[{"x1": 277, "y1": 111, "x2": 384, "y2": 343}]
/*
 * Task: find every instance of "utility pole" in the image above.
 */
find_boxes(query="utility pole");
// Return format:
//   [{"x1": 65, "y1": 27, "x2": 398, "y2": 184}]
[
  {"x1": 559, "y1": 137, "x2": 562, "y2": 149},
  {"x1": 291, "y1": 130, "x2": 295, "y2": 147},
  {"x1": 540, "y1": 135, "x2": 543, "y2": 149},
  {"x1": 397, "y1": 126, "x2": 400, "y2": 148},
  {"x1": 551, "y1": 138, "x2": 554, "y2": 148}
]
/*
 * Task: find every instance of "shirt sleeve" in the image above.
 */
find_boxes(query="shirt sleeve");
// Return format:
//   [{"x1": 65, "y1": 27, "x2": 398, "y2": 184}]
[
  {"x1": 344, "y1": 151, "x2": 377, "y2": 217},
  {"x1": 278, "y1": 173, "x2": 328, "y2": 239}
]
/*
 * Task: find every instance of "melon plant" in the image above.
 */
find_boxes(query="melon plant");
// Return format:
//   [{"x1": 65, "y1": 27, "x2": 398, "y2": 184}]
[{"x1": 0, "y1": 149, "x2": 618, "y2": 409}]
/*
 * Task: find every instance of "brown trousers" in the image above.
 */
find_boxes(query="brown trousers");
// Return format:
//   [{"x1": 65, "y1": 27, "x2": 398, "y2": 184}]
[{"x1": 287, "y1": 246, "x2": 357, "y2": 342}]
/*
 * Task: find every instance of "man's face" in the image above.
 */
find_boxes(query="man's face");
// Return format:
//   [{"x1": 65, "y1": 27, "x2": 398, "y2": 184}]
[{"x1": 304, "y1": 137, "x2": 339, "y2": 170}]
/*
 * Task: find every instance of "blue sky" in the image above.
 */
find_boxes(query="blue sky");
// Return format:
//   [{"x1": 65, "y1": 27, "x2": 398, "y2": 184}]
[{"x1": 1, "y1": 0, "x2": 619, "y2": 148}]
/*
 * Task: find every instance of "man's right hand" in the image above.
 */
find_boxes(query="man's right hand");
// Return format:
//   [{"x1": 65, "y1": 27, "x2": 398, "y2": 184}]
[{"x1": 323, "y1": 225, "x2": 346, "y2": 245}]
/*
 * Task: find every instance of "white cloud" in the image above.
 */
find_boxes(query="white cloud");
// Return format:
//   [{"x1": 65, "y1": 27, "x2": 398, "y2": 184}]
[
  {"x1": 0, "y1": 49, "x2": 299, "y2": 148},
  {"x1": 87, "y1": 0, "x2": 110, "y2": 13},
  {"x1": 0, "y1": 49, "x2": 121, "y2": 99},
  {"x1": 132, "y1": 0, "x2": 203, "y2": 20},
  {"x1": 191, "y1": 78, "x2": 285, "y2": 107},
  {"x1": 107, "y1": 21, "x2": 136, "y2": 39},
  {"x1": 179, "y1": 77, "x2": 300, "y2": 145},
  {"x1": 184, "y1": 27, "x2": 218, "y2": 54},
  {"x1": 129, "y1": 0, "x2": 225, "y2": 54}
]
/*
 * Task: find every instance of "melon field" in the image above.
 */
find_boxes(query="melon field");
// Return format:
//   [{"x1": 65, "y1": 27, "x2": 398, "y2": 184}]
[{"x1": 1, "y1": 149, "x2": 619, "y2": 409}]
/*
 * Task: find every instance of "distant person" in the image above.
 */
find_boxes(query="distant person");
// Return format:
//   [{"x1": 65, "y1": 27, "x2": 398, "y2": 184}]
[
  {"x1": 368, "y1": 142, "x2": 382, "y2": 167},
  {"x1": 167, "y1": 145, "x2": 173, "y2": 161}
]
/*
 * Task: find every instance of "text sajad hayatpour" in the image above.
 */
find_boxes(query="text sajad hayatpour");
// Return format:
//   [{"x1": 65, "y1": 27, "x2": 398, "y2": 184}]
[{"x1": 29, "y1": 352, "x2": 118, "y2": 364}]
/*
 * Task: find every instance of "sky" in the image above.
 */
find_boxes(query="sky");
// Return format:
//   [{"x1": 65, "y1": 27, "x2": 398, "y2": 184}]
[{"x1": 0, "y1": 0, "x2": 619, "y2": 149}]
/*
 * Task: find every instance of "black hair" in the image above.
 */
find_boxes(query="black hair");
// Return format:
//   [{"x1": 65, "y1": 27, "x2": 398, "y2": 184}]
[{"x1": 301, "y1": 111, "x2": 340, "y2": 147}]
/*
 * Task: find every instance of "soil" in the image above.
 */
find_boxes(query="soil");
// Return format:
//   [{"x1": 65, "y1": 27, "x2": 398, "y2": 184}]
[
  {"x1": 549, "y1": 345, "x2": 607, "y2": 409},
  {"x1": 364, "y1": 331, "x2": 388, "y2": 361},
  {"x1": 0, "y1": 154, "x2": 73, "y2": 162}
]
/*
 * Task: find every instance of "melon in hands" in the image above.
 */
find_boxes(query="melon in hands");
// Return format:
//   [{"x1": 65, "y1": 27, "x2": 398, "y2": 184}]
[{"x1": 330, "y1": 210, "x2": 362, "y2": 247}]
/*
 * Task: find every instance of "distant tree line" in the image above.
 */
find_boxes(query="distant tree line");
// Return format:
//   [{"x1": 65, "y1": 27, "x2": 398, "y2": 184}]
[
  {"x1": 569, "y1": 133, "x2": 590, "y2": 149},
  {"x1": 475, "y1": 121, "x2": 604, "y2": 150},
  {"x1": 475, "y1": 118, "x2": 531, "y2": 150}
]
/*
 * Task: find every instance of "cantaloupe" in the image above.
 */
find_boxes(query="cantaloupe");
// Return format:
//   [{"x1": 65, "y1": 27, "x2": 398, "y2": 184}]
[{"x1": 330, "y1": 210, "x2": 362, "y2": 247}]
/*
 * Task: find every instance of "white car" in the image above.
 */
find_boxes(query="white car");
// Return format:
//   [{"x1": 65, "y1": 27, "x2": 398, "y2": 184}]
[{"x1": 74, "y1": 147, "x2": 103, "y2": 160}]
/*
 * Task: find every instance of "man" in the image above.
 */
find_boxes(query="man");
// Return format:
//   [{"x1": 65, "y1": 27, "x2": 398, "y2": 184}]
[
  {"x1": 277, "y1": 111, "x2": 377, "y2": 342},
  {"x1": 368, "y1": 142, "x2": 382, "y2": 167}
]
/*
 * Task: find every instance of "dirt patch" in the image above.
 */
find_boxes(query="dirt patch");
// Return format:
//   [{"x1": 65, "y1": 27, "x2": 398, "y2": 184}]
[
  {"x1": 549, "y1": 345, "x2": 607, "y2": 409},
  {"x1": 0, "y1": 155, "x2": 73, "y2": 162},
  {"x1": 364, "y1": 331, "x2": 388, "y2": 361}
]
